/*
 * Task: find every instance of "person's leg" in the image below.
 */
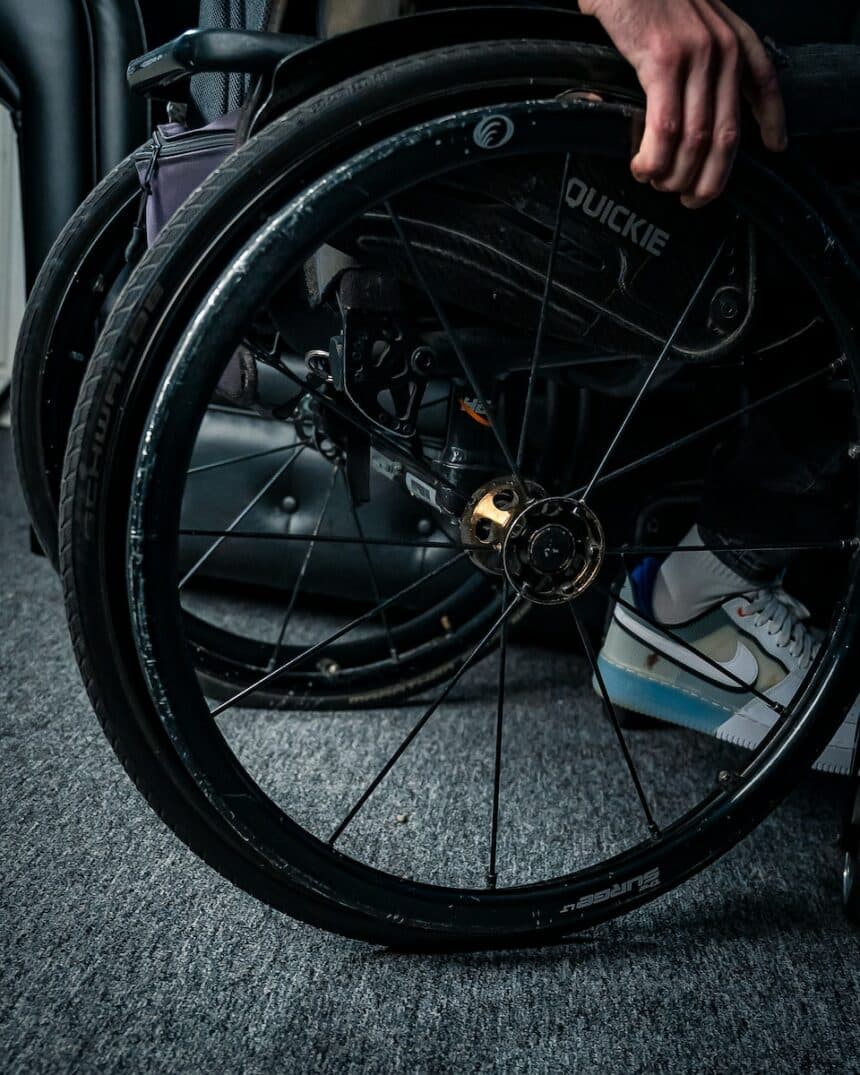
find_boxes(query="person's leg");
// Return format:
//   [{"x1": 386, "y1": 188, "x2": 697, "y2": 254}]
[
  {"x1": 730, "y1": 0, "x2": 859, "y2": 43},
  {"x1": 596, "y1": 1, "x2": 860, "y2": 772},
  {"x1": 599, "y1": 306, "x2": 857, "y2": 773},
  {"x1": 304, "y1": 1, "x2": 404, "y2": 301},
  {"x1": 649, "y1": 0, "x2": 860, "y2": 615},
  {"x1": 653, "y1": 407, "x2": 848, "y2": 624}
]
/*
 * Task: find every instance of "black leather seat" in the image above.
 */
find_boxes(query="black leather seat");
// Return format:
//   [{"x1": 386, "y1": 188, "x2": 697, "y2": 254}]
[
  {"x1": 0, "y1": 1, "x2": 156, "y2": 287},
  {"x1": 0, "y1": 0, "x2": 288, "y2": 289}
]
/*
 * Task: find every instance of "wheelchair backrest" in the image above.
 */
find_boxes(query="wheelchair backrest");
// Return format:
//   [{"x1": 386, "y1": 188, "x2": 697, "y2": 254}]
[{"x1": 191, "y1": 0, "x2": 287, "y2": 123}]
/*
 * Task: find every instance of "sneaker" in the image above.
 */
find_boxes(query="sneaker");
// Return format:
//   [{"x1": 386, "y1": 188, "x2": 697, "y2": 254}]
[{"x1": 596, "y1": 570, "x2": 857, "y2": 775}]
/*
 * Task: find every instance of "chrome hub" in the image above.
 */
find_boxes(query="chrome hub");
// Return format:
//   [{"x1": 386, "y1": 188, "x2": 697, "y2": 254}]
[
  {"x1": 503, "y1": 496, "x2": 604, "y2": 605},
  {"x1": 461, "y1": 478, "x2": 604, "y2": 604},
  {"x1": 528, "y1": 524, "x2": 576, "y2": 574},
  {"x1": 460, "y1": 477, "x2": 547, "y2": 575}
]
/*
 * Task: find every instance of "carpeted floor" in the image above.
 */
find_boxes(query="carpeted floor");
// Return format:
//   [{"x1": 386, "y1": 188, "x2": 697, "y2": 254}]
[{"x1": 2, "y1": 427, "x2": 859, "y2": 1074}]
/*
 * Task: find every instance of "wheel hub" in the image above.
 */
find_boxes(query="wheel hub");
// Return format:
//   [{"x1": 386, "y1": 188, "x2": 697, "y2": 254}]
[
  {"x1": 528, "y1": 524, "x2": 575, "y2": 574},
  {"x1": 461, "y1": 478, "x2": 605, "y2": 604},
  {"x1": 504, "y1": 497, "x2": 604, "y2": 605}
]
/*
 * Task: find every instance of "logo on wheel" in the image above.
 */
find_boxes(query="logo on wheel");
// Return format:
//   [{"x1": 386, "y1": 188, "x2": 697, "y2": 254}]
[{"x1": 473, "y1": 114, "x2": 515, "y2": 150}]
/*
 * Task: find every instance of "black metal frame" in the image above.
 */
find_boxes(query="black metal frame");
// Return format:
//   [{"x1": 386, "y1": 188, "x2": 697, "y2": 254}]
[{"x1": 127, "y1": 28, "x2": 314, "y2": 99}]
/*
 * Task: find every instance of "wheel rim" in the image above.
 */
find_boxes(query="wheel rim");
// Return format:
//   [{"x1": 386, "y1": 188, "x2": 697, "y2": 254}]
[{"x1": 122, "y1": 99, "x2": 860, "y2": 936}]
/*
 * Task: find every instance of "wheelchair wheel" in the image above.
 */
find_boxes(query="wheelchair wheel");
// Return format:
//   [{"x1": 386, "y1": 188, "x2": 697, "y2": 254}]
[
  {"x1": 11, "y1": 153, "x2": 141, "y2": 566},
  {"x1": 61, "y1": 40, "x2": 860, "y2": 947}
]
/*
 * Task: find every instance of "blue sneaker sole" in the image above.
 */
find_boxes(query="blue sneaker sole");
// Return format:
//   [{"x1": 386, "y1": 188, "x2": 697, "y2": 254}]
[{"x1": 596, "y1": 656, "x2": 732, "y2": 737}]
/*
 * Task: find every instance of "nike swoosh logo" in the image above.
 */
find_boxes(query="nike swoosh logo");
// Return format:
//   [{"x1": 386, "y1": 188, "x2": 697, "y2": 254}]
[{"x1": 614, "y1": 605, "x2": 759, "y2": 690}]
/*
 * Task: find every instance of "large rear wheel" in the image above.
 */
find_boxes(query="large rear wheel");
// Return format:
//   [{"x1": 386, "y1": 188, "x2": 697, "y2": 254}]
[{"x1": 62, "y1": 42, "x2": 860, "y2": 947}]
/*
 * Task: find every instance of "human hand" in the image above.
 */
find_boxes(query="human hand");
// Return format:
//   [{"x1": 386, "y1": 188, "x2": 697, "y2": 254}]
[{"x1": 579, "y1": 0, "x2": 787, "y2": 207}]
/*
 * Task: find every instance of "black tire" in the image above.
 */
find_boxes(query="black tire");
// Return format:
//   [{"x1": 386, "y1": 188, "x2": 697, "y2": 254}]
[
  {"x1": 11, "y1": 154, "x2": 142, "y2": 567},
  {"x1": 61, "y1": 40, "x2": 860, "y2": 947}
]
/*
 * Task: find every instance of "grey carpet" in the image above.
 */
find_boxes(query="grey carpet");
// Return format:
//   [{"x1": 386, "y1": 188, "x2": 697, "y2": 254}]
[{"x1": 2, "y1": 428, "x2": 859, "y2": 1075}]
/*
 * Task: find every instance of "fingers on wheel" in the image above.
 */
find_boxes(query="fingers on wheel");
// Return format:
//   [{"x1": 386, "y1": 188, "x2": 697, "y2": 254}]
[
  {"x1": 681, "y1": 9, "x2": 742, "y2": 207},
  {"x1": 631, "y1": 18, "x2": 723, "y2": 197},
  {"x1": 630, "y1": 52, "x2": 684, "y2": 185},
  {"x1": 629, "y1": 1, "x2": 785, "y2": 208}
]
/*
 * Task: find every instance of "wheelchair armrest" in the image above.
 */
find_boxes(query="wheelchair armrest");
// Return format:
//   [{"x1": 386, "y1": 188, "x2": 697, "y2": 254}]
[
  {"x1": 778, "y1": 43, "x2": 860, "y2": 137},
  {"x1": 127, "y1": 29, "x2": 314, "y2": 98}
]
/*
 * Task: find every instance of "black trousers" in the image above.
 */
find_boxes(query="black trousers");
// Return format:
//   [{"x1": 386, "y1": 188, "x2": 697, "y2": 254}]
[
  {"x1": 731, "y1": 0, "x2": 858, "y2": 42},
  {"x1": 698, "y1": 413, "x2": 850, "y2": 581},
  {"x1": 690, "y1": 2, "x2": 860, "y2": 577}
]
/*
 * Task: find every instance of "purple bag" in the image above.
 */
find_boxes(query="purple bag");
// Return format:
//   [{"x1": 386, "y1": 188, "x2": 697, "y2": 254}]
[
  {"x1": 133, "y1": 111, "x2": 258, "y2": 405},
  {"x1": 135, "y1": 111, "x2": 239, "y2": 244}
]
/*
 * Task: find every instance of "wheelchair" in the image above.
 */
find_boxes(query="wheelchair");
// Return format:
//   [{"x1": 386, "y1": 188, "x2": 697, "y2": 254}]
[{"x1": 11, "y1": 3, "x2": 860, "y2": 947}]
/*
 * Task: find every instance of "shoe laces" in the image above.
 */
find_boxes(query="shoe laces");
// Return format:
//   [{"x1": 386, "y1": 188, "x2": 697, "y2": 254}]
[{"x1": 743, "y1": 588, "x2": 816, "y2": 668}]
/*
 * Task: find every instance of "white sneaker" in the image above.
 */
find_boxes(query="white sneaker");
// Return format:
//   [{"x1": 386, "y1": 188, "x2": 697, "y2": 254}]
[{"x1": 597, "y1": 572, "x2": 857, "y2": 775}]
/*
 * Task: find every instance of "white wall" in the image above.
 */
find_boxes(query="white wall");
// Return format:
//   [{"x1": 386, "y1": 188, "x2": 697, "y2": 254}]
[{"x1": 0, "y1": 106, "x2": 26, "y2": 399}]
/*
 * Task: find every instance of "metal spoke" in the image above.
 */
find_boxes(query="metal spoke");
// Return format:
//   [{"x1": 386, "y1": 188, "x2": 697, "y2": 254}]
[
  {"x1": 580, "y1": 240, "x2": 727, "y2": 503},
  {"x1": 568, "y1": 360, "x2": 841, "y2": 498},
  {"x1": 341, "y1": 468, "x2": 399, "y2": 662},
  {"x1": 367, "y1": 209, "x2": 680, "y2": 354},
  {"x1": 385, "y1": 200, "x2": 524, "y2": 492},
  {"x1": 178, "y1": 528, "x2": 480, "y2": 551},
  {"x1": 516, "y1": 153, "x2": 571, "y2": 470},
  {"x1": 269, "y1": 464, "x2": 340, "y2": 671},
  {"x1": 328, "y1": 593, "x2": 522, "y2": 846},
  {"x1": 210, "y1": 552, "x2": 471, "y2": 716},
  {"x1": 178, "y1": 446, "x2": 306, "y2": 590},
  {"x1": 752, "y1": 316, "x2": 821, "y2": 356},
  {"x1": 487, "y1": 581, "x2": 510, "y2": 888},
  {"x1": 605, "y1": 539, "x2": 858, "y2": 557},
  {"x1": 187, "y1": 441, "x2": 299, "y2": 476},
  {"x1": 569, "y1": 602, "x2": 661, "y2": 837},
  {"x1": 596, "y1": 580, "x2": 785, "y2": 713}
]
